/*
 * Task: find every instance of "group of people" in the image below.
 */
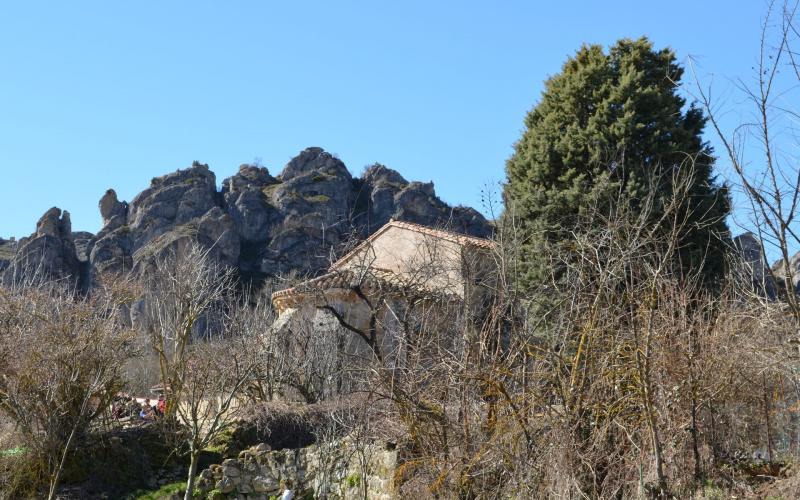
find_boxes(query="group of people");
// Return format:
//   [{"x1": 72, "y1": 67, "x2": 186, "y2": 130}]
[
  {"x1": 111, "y1": 393, "x2": 167, "y2": 423},
  {"x1": 138, "y1": 396, "x2": 167, "y2": 421}
]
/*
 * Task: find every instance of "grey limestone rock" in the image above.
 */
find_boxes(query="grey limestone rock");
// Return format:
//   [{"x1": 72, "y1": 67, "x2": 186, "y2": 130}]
[
  {"x1": 5, "y1": 147, "x2": 494, "y2": 290},
  {"x1": 733, "y1": 232, "x2": 775, "y2": 297},
  {"x1": 2, "y1": 207, "x2": 81, "y2": 288}
]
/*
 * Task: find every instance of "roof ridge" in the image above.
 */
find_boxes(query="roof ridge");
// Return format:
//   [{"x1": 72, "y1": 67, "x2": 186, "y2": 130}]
[
  {"x1": 270, "y1": 266, "x2": 446, "y2": 308},
  {"x1": 386, "y1": 219, "x2": 493, "y2": 247}
]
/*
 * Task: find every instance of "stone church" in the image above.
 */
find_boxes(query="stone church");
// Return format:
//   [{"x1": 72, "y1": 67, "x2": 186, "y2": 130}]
[{"x1": 269, "y1": 220, "x2": 496, "y2": 399}]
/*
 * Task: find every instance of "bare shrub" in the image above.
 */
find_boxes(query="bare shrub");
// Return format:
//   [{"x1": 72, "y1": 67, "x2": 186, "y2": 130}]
[{"x1": 0, "y1": 279, "x2": 135, "y2": 499}]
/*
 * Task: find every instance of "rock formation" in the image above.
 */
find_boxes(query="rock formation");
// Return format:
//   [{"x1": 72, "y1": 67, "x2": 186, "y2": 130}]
[
  {"x1": 0, "y1": 147, "x2": 494, "y2": 288},
  {"x1": 358, "y1": 163, "x2": 490, "y2": 237},
  {"x1": 0, "y1": 237, "x2": 17, "y2": 274},
  {"x1": 771, "y1": 249, "x2": 800, "y2": 296},
  {"x1": 1, "y1": 208, "x2": 84, "y2": 289},
  {"x1": 732, "y1": 232, "x2": 776, "y2": 298}
]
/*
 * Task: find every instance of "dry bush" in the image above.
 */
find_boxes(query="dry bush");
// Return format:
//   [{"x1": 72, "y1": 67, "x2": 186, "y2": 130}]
[{"x1": 0, "y1": 279, "x2": 136, "y2": 499}]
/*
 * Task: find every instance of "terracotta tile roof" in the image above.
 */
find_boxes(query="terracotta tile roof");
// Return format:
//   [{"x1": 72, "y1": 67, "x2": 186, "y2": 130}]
[
  {"x1": 271, "y1": 266, "x2": 453, "y2": 310},
  {"x1": 272, "y1": 268, "x2": 403, "y2": 300},
  {"x1": 330, "y1": 219, "x2": 494, "y2": 270}
]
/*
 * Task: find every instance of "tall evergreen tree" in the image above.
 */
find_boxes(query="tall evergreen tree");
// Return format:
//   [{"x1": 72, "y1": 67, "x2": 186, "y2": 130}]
[{"x1": 504, "y1": 37, "x2": 730, "y2": 291}]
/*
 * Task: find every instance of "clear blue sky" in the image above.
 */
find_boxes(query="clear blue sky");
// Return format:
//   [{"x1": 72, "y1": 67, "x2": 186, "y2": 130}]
[{"x1": 0, "y1": 1, "x2": 767, "y2": 238}]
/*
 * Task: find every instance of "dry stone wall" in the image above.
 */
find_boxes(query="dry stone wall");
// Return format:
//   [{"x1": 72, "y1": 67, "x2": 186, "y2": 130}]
[{"x1": 196, "y1": 438, "x2": 397, "y2": 500}]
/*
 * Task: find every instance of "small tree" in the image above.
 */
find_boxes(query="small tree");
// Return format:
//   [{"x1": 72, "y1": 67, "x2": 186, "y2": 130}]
[
  {"x1": 143, "y1": 243, "x2": 261, "y2": 499},
  {"x1": 144, "y1": 243, "x2": 237, "y2": 420},
  {"x1": 694, "y1": 0, "x2": 800, "y2": 322},
  {"x1": 178, "y1": 332, "x2": 258, "y2": 499}
]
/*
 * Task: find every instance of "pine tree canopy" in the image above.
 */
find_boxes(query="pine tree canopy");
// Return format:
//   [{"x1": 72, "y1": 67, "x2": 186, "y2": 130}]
[{"x1": 504, "y1": 37, "x2": 730, "y2": 292}]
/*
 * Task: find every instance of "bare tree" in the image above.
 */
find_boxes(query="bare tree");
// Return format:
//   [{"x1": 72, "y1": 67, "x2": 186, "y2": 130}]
[
  {"x1": 177, "y1": 329, "x2": 259, "y2": 500},
  {"x1": 141, "y1": 243, "x2": 264, "y2": 500},
  {"x1": 693, "y1": 0, "x2": 800, "y2": 321},
  {"x1": 143, "y1": 243, "x2": 237, "y2": 419}
]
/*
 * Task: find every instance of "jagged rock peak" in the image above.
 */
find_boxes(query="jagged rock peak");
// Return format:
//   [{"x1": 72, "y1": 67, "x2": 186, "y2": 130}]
[
  {"x1": 5, "y1": 147, "x2": 493, "y2": 290},
  {"x1": 362, "y1": 163, "x2": 408, "y2": 187},
  {"x1": 99, "y1": 189, "x2": 128, "y2": 226},
  {"x1": 733, "y1": 232, "x2": 775, "y2": 297},
  {"x1": 771, "y1": 249, "x2": 800, "y2": 290},
  {"x1": 222, "y1": 164, "x2": 277, "y2": 193},
  {"x1": 2, "y1": 206, "x2": 82, "y2": 288},
  {"x1": 733, "y1": 232, "x2": 765, "y2": 260},
  {"x1": 407, "y1": 180, "x2": 436, "y2": 197},
  {"x1": 36, "y1": 207, "x2": 72, "y2": 240},
  {"x1": 279, "y1": 147, "x2": 350, "y2": 181},
  {"x1": 142, "y1": 161, "x2": 214, "y2": 188}
]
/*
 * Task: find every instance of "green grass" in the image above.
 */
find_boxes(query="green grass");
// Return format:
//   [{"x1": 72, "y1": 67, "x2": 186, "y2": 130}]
[
  {"x1": 0, "y1": 446, "x2": 26, "y2": 457},
  {"x1": 132, "y1": 481, "x2": 186, "y2": 500},
  {"x1": 345, "y1": 472, "x2": 361, "y2": 488},
  {"x1": 311, "y1": 172, "x2": 334, "y2": 182},
  {"x1": 204, "y1": 426, "x2": 237, "y2": 458}
]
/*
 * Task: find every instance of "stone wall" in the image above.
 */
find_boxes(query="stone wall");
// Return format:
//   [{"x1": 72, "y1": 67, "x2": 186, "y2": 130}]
[{"x1": 196, "y1": 437, "x2": 397, "y2": 499}]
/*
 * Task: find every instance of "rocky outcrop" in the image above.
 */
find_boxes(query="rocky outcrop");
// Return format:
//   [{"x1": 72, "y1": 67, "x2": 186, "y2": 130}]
[
  {"x1": 771, "y1": 250, "x2": 800, "y2": 296},
  {"x1": 358, "y1": 163, "x2": 491, "y2": 238},
  {"x1": 72, "y1": 231, "x2": 95, "y2": 262},
  {"x1": 99, "y1": 189, "x2": 128, "y2": 227},
  {"x1": 732, "y1": 233, "x2": 776, "y2": 297},
  {"x1": 0, "y1": 237, "x2": 17, "y2": 273},
  {"x1": 89, "y1": 147, "x2": 493, "y2": 283},
  {"x1": 260, "y1": 148, "x2": 355, "y2": 275},
  {"x1": 196, "y1": 439, "x2": 397, "y2": 500},
  {"x1": 89, "y1": 163, "x2": 239, "y2": 277},
  {"x1": 2, "y1": 147, "x2": 494, "y2": 288},
  {"x1": 127, "y1": 162, "x2": 219, "y2": 248},
  {"x1": 2, "y1": 208, "x2": 82, "y2": 288}
]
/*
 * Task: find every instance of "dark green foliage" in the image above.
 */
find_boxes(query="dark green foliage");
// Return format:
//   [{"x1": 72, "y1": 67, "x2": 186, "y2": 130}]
[{"x1": 504, "y1": 37, "x2": 730, "y2": 292}]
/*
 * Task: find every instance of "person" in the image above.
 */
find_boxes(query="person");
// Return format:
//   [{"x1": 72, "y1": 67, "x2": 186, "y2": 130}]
[
  {"x1": 157, "y1": 395, "x2": 166, "y2": 416},
  {"x1": 114, "y1": 402, "x2": 126, "y2": 419},
  {"x1": 140, "y1": 399, "x2": 154, "y2": 421}
]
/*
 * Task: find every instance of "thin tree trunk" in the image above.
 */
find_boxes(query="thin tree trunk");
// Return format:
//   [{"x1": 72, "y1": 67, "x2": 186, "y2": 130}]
[
  {"x1": 690, "y1": 394, "x2": 702, "y2": 480},
  {"x1": 689, "y1": 327, "x2": 702, "y2": 480},
  {"x1": 184, "y1": 450, "x2": 199, "y2": 500},
  {"x1": 763, "y1": 374, "x2": 774, "y2": 462},
  {"x1": 640, "y1": 297, "x2": 667, "y2": 496}
]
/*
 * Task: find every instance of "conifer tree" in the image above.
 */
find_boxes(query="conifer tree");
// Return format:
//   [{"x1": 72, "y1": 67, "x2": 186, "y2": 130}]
[{"x1": 504, "y1": 37, "x2": 730, "y2": 291}]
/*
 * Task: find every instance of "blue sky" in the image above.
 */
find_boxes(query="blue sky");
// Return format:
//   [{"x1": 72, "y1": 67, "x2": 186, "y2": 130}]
[{"x1": 0, "y1": 1, "x2": 768, "y2": 237}]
